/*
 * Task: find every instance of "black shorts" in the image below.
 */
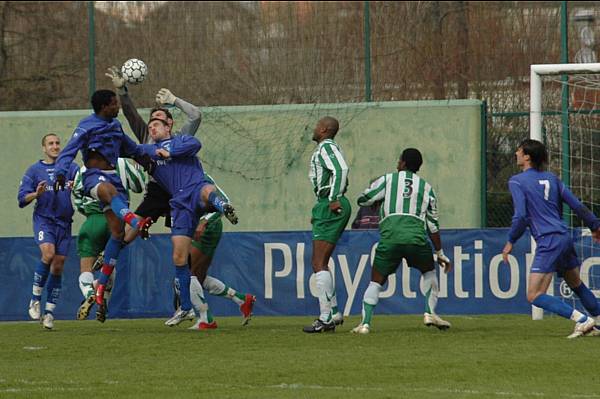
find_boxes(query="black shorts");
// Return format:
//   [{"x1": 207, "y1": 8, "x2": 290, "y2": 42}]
[{"x1": 136, "y1": 181, "x2": 172, "y2": 227}]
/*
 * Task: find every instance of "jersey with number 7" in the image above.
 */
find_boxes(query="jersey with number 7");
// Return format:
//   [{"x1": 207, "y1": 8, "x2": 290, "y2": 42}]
[{"x1": 507, "y1": 169, "x2": 600, "y2": 243}]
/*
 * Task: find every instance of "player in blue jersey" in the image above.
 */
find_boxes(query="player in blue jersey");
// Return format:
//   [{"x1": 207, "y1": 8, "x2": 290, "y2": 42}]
[
  {"x1": 17, "y1": 133, "x2": 79, "y2": 329},
  {"x1": 54, "y1": 89, "x2": 153, "y2": 310},
  {"x1": 502, "y1": 139, "x2": 600, "y2": 338},
  {"x1": 136, "y1": 117, "x2": 239, "y2": 326}
]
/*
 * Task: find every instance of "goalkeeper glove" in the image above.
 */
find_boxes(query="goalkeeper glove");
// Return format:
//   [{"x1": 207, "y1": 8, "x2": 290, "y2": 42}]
[
  {"x1": 105, "y1": 66, "x2": 127, "y2": 95},
  {"x1": 155, "y1": 88, "x2": 177, "y2": 105},
  {"x1": 53, "y1": 174, "x2": 66, "y2": 192},
  {"x1": 436, "y1": 249, "x2": 452, "y2": 273}
]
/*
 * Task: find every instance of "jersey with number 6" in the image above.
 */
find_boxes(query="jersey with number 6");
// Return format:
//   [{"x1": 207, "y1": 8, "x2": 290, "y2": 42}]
[
  {"x1": 507, "y1": 168, "x2": 589, "y2": 243},
  {"x1": 357, "y1": 170, "x2": 439, "y2": 245}
]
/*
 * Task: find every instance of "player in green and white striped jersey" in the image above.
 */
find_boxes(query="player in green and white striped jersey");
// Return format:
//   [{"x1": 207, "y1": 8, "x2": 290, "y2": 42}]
[
  {"x1": 351, "y1": 148, "x2": 453, "y2": 335},
  {"x1": 303, "y1": 116, "x2": 351, "y2": 333},
  {"x1": 73, "y1": 158, "x2": 146, "y2": 322}
]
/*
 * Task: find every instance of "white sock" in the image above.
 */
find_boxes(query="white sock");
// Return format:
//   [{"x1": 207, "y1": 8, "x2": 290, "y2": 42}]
[
  {"x1": 78, "y1": 272, "x2": 95, "y2": 299},
  {"x1": 570, "y1": 309, "x2": 587, "y2": 323},
  {"x1": 315, "y1": 270, "x2": 334, "y2": 322},
  {"x1": 203, "y1": 276, "x2": 244, "y2": 305},
  {"x1": 422, "y1": 270, "x2": 438, "y2": 315},
  {"x1": 190, "y1": 276, "x2": 210, "y2": 323},
  {"x1": 362, "y1": 281, "x2": 382, "y2": 325}
]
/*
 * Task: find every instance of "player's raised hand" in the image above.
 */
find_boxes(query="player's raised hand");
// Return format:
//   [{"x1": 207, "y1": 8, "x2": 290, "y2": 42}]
[
  {"x1": 155, "y1": 88, "x2": 177, "y2": 105},
  {"x1": 53, "y1": 175, "x2": 66, "y2": 192},
  {"x1": 436, "y1": 249, "x2": 452, "y2": 273},
  {"x1": 35, "y1": 181, "x2": 47, "y2": 197},
  {"x1": 105, "y1": 66, "x2": 126, "y2": 90}
]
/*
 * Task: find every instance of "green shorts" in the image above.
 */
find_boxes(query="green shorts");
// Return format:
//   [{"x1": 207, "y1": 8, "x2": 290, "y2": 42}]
[
  {"x1": 311, "y1": 196, "x2": 351, "y2": 244},
  {"x1": 191, "y1": 219, "x2": 223, "y2": 258},
  {"x1": 77, "y1": 213, "x2": 111, "y2": 258},
  {"x1": 373, "y1": 241, "x2": 435, "y2": 276}
]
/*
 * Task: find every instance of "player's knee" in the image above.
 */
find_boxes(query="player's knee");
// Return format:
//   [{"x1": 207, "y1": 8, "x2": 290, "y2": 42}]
[
  {"x1": 41, "y1": 249, "x2": 55, "y2": 264},
  {"x1": 172, "y1": 252, "x2": 187, "y2": 265},
  {"x1": 527, "y1": 290, "x2": 542, "y2": 303}
]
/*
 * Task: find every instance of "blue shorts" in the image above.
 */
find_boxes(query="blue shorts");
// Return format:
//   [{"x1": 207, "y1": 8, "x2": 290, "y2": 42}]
[
  {"x1": 531, "y1": 233, "x2": 580, "y2": 274},
  {"x1": 83, "y1": 168, "x2": 128, "y2": 209},
  {"x1": 33, "y1": 215, "x2": 72, "y2": 256},
  {"x1": 170, "y1": 182, "x2": 211, "y2": 237}
]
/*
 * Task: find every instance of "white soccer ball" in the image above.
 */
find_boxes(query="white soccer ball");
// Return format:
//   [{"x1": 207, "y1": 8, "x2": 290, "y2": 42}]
[{"x1": 121, "y1": 58, "x2": 147, "y2": 85}]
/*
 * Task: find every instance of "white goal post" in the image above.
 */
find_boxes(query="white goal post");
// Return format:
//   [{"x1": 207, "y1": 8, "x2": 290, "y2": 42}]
[{"x1": 529, "y1": 62, "x2": 600, "y2": 320}]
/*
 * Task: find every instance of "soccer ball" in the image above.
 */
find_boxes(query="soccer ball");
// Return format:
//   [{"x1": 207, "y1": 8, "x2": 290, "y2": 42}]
[{"x1": 121, "y1": 58, "x2": 147, "y2": 84}]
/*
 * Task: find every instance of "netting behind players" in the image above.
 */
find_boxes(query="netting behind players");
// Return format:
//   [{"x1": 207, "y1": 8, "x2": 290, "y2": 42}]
[{"x1": 540, "y1": 74, "x2": 600, "y2": 312}]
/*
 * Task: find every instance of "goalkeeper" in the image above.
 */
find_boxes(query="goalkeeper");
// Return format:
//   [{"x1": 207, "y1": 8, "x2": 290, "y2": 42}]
[{"x1": 351, "y1": 148, "x2": 453, "y2": 334}]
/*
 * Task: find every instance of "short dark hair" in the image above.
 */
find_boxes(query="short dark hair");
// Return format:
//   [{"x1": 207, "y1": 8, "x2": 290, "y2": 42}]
[
  {"x1": 519, "y1": 139, "x2": 547, "y2": 170},
  {"x1": 401, "y1": 148, "x2": 423, "y2": 173},
  {"x1": 41, "y1": 133, "x2": 58, "y2": 146},
  {"x1": 91, "y1": 89, "x2": 117, "y2": 114},
  {"x1": 149, "y1": 107, "x2": 173, "y2": 121}
]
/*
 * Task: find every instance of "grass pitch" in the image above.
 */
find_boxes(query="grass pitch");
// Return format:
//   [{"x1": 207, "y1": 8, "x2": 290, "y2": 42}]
[{"x1": 1, "y1": 314, "x2": 599, "y2": 399}]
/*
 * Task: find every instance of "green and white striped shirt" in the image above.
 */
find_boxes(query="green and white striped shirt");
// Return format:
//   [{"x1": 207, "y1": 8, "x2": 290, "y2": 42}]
[
  {"x1": 72, "y1": 158, "x2": 147, "y2": 216},
  {"x1": 309, "y1": 139, "x2": 349, "y2": 202},
  {"x1": 357, "y1": 170, "x2": 439, "y2": 244}
]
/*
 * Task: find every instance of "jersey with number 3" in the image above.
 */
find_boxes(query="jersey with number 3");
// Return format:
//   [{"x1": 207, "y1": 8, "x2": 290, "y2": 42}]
[
  {"x1": 357, "y1": 170, "x2": 439, "y2": 245},
  {"x1": 507, "y1": 168, "x2": 585, "y2": 243}
]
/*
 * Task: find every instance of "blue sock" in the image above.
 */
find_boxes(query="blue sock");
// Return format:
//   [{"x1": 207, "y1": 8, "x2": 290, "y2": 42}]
[
  {"x1": 45, "y1": 273, "x2": 62, "y2": 307},
  {"x1": 532, "y1": 293, "x2": 576, "y2": 319},
  {"x1": 32, "y1": 261, "x2": 50, "y2": 301},
  {"x1": 573, "y1": 283, "x2": 600, "y2": 316},
  {"x1": 110, "y1": 196, "x2": 139, "y2": 227},
  {"x1": 98, "y1": 238, "x2": 122, "y2": 285},
  {"x1": 175, "y1": 266, "x2": 192, "y2": 311},
  {"x1": 207, "y1": 191, "x2": 226, "y2": 213}
]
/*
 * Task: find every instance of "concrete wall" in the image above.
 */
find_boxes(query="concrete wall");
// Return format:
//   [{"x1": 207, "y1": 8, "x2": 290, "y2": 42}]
[{"x1": 2, "y1": 100, "x2": 482, "y2": 237}]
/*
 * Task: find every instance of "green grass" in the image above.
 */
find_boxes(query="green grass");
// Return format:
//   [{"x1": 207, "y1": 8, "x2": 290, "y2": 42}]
[{"x1": 1, "y1": 315, "x2": 599, "y2": 399}]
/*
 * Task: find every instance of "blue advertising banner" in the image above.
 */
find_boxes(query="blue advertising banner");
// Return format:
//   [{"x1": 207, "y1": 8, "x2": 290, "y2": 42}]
[{"x1": 1, "y1": 229, "x2": 600, "y2": 321}]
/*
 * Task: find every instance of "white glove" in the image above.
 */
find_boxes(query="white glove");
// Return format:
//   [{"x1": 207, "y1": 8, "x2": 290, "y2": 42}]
[
  {"x1": 155, "y1": 88, "x2": 177, "y2": 105},
  {"x1": 436, "y1": 249, "x2": 452, "y2": 273},
  {"x1": 105, "y1": 66, "x2": 127, "y2": 94}
]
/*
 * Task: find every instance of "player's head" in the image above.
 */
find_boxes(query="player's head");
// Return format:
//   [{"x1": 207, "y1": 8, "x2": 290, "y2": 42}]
[
  {"x1": 148, "y1": 117, "x2": 171, "y2": 142},
  {"x1": 398, "y1": 148, "x2": 423, "y2": 173},
  {"x1": 150, "y1": 107, "x2": 174, "y2": 129},
  {"x1": 41, "y1": 133, "x2": 60, "y2": 161},
  {"x1": 517, "y1": 139, "x2": 547, "y2": 170},
  {"x1": 312, "y1": 116, "x2": 339, "y2": 142},
  {"x1": 91, "y1": 89, "x2": 119, "y2": 119}
]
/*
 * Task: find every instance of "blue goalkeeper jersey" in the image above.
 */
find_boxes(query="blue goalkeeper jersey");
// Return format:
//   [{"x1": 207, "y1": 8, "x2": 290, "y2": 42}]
[
  {"x1": 507, "y1": 168, "x2": 600, "y2": 243},
  {"x1": 54, "y1": 113, "x2": 140, "y2": 178},
  {"x1": 18, "y1": 160, "x2": 79, "y2": 225},
  {"x1": 137, "y1": 135, "x2": 206, "y2": 197}
]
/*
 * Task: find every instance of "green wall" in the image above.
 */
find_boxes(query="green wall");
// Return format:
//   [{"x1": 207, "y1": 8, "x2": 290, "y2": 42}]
[{"x1": 1, "y1": 100, "x2": 482, "y2": 237}]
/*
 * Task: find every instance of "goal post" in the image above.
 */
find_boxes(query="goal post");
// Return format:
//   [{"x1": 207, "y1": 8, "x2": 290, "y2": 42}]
[{"x1": 529, "y1": 62, "x2": 600, "y2": 320}]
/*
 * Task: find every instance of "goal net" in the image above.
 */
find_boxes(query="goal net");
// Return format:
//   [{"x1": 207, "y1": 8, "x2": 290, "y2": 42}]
[{"x1": 530, "y1": 63, "x2": 600, "y2": 319}]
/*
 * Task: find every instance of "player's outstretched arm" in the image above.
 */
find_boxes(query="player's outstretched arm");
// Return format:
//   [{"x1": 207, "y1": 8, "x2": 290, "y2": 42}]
[
  {"x1": 155, "y1": 88, "x2": 202, "y2": 137},
  {"x1": 106, "y1": 66, "x2": 149, "y2": 143},
  {"x1": 560, "y1": 180, "x2": 600, "y2": 232},
  {"x1": 357, "y1": 175, "x2": 386, "y2": 207}
]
